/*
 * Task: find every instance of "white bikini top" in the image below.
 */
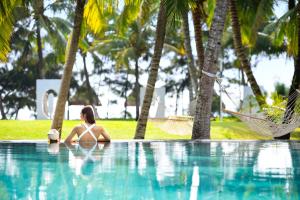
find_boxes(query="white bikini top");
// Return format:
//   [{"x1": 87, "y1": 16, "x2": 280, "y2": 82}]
[{"x1": 78, "y1": 123, "x2": 97, "y2": 142}]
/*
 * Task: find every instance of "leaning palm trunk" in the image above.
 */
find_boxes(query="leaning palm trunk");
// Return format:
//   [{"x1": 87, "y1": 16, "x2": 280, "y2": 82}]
[
  {"x1": 182, "y1": 10, "x2": 198, "y2": 96},
  {"x1": 276, "y1": 3, "x2": 300, "y2": 140},
  {"x1": 229, "y1": 0, "x2": 265, "y2": 108},
  {"x1": 192, "y1": 0, "x2": 228, "y2": 139},
  {"x1": 134, "y1": 1, "x2": 167, "y2": 139},
  {"x1": 51, "y1": 0, "x2": 85, "y2": 137},
  {"x1": 192, "y1": 1, "x2": 205, "y2": 77}
]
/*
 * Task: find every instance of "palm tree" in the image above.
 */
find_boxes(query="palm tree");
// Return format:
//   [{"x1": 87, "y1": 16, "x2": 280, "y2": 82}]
[
  {"x1": 92, "y1": 2, "x2": 156, "y2": 121},
  {"x1": 32, "y1": 0, "x2": 44, "y2": 78},
  {"x1": 134, "y1": 0, "x2": 167, "y2": 139},
  {"x1": 51, "y1": 0, "x2": 85, "y2": 136},
  {"x1": 0, "y1": 0, "x2": 71, "y2": 76},
  {"x1": 163, "y1": 22, "x2": 195, "y2": 102},
  {"x1": 93, "y1": 21, "x2": 153, "y2": 121},
  {"x1": 228, "y1": 0, "x2": 267, "y2": 108},
  {"x1": 79, "y1": 48, "x2": 100, "y2": 119},
  {"x1": 192, "y1": 0, "x2": 228, "y2": 139},
  {"x1": 51, "y1": 0, "x2": 141, "y2": 134},
  {"x1": 274, "y1": 2, "x2": 300, "y2": 139}
]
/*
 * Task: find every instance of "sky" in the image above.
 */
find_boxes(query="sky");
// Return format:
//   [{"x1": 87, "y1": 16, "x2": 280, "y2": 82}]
[{"x1": 18, "y1": 1, "x2": 295, "y2": 119}]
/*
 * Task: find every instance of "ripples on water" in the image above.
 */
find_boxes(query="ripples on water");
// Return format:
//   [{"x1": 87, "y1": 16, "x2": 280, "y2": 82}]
[{"x1": 0, "y1": 141, "x2": 299, "y2": 200}]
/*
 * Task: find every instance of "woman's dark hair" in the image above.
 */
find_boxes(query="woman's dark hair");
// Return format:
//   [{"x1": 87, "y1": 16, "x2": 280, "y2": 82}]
[{"x1": 81, "y1": 106, "x2": 96, "y2": 124}]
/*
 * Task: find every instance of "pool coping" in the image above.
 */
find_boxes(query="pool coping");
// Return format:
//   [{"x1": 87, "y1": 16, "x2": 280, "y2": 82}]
[{"x1": 0, "y1": 139, "x2": 299, "y2": 143}]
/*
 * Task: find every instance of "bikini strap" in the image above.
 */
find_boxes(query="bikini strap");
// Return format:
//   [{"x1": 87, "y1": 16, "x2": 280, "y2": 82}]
[{"x1": 78, "y1": 123, "x2": 97, "y2": 141}]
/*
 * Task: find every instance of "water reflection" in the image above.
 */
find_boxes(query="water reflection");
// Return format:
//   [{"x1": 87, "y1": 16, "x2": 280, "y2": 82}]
[
  {"x1": 0, "y1": 141, "x2": 299, "y2": 200},
  {"x1": 254, "y1": 142, "x2": 293, "y2": 178}
]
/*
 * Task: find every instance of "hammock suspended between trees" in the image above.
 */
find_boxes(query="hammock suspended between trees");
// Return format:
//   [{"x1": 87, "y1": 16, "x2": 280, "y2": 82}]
[
  {"x1": 150, "y1": 116, "x2": 194, "y2": 135},
  {"x1": 224, "y1": 89, "x2": 300, "y2": 138}
]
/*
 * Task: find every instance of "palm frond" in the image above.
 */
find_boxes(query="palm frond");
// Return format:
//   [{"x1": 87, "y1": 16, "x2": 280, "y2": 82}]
[
  {"x1": 163, "y1": 43, "x2": 186, "y2": 55},
  {"x1": 162, "y1": 0, "x2": 191, "y2": 29},
  {"x1": 206, "y1": 0, "x2": 216, "y2": 28},
  {"x1": 139, "y1": 0, "x2": 160, "y2": 26},
  {"x1": 117, "y1": 0, "x2": 141, "y2": 35},
  {"x1": 263, "y1": 5, "x2": 298, "y2": 56},
  {"x1": 84, "y1": 0, "x2": 114, "y2": 35},
  {"x1": 0, "y1": 0, "x2": 22, "y2": 62},
  {"x1": 40, "y1": 15, "x2": 69, "y2": 62},
  {"x1": 115, "y1": 47, "x2": 135, "y2": 69},
  {"x1": 249, "y1": 0, "x2": 274, "y2": 45}
]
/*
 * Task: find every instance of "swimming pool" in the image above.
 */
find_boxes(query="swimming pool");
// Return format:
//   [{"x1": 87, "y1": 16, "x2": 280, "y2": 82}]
[{"x1": 0, "y1": 141, "x2": 299, "y2": 200}]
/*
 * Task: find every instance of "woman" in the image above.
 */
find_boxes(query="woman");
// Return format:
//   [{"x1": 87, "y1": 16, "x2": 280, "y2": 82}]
[{"x1": 64, "y1": 106, "x2": 110, "y2": 143}]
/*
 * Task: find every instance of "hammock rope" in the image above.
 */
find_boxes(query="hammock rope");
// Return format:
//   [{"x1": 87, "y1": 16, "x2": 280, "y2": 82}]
[
  {"x1": 201, "y1": 70, "x2": 300, "y2": 137},
  {"x1": 221, "y1": 87, "x2": 300, "y2": 137}
]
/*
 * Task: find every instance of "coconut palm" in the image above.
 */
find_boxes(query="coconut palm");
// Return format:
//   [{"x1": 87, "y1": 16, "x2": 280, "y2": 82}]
[
  {"x1": 92, "y1": 20, "x2": 155, "y2": 121},
  {"x1": 134, "y1": 0, "x2": 167, "y2": 139},
  {"x1": 191, "y1": 0, "x2": 206, "y2": 75},
  {"x1": 192, "y1": 0, "x2": 228, "y2": 139},
  {"x1": 228, "y1": 0, "x2": 274, "y2": 108},
  {"x1": 51, "y1": 0, "x2": 146, "y2": 135},
  {"x1": 266, "y1": 1, "x2": 300, "y2": 139},
  {"x1": 51, "y1": 0, "x2": 85, "y2": 136},
  {"x1": 163, "y1": 0, "x2": 200, "y2": 98},
  {"x1": 279, "y1": 3, "x2": 300, "y2": 140},
  {"x1": 163, "y1": 22, "x2": 196, "y2": 102},
  {"x1": 79, "y1": 48, "x2": 100, "y2": 119}
]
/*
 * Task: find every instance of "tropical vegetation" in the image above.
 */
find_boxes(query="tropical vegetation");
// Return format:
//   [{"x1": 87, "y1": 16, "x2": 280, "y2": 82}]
[{"x1": 1, "y1": 0, "x2": 300, "y2": 140}]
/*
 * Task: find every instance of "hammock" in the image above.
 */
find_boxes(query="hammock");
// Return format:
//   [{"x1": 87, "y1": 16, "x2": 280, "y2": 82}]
[
  {"x1": 223, "y1": 89, "x2": 300, "y2": 137},
  {"x1": 204, "y1": 69, "x2": 300, "y2": 137},
  {"x1": 149, "y1": 116, "x2": 193, "y2": 135}
]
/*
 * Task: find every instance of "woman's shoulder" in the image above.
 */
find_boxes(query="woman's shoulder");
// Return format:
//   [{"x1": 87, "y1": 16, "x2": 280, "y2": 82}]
[
  {"x1": 94, "y1": 124, "x2": 104, "y2": 131},
  {"x1": 74, "y1": 124, "x2": 84, "y2": 130}
]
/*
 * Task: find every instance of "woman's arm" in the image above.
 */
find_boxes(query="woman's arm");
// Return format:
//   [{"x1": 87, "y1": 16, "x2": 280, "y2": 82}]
[
  {"x1": 98, "y1": 127, "x2": 111, "y2": 142},
  {"x1": 64, "y1": 127, "x2": 78, "y2": 143}
]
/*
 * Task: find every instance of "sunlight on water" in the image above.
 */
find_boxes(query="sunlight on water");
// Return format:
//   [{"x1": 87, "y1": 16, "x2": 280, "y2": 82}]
[
  {"x1": 0, "y1": 141, "x2": 299, "y2": 200},
  {"x1": 254, "y1": 143, "x2": 292, "y2": 178}
]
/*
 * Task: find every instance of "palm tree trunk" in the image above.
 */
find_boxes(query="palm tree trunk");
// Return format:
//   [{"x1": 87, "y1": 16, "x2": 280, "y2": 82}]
[
  {"x1": 182, "y1": 10, "x2": 198, "y2": 96},
  {"x1": 134, "y1": 0, "x2": 167, "y2": 139},
  {"x1": 36, "y1": 20, "x2": 44, "y2": 79},
  {"x1": 135, "y1": 58, "x2": 140, "y2": 121},
  {"x1": 276, "y1": 3, "x2": 300, "y2": 140},
  {"x1": 0, "y1": 94, "x2": 6, "y2": 119},
  {"x1": 192, "y1": 0, "x2": 228, "y2": 139},
  {"x1": 82, "y1": 52, "x2": 100, "y2": 119},
  {"x1": 188, "y1": 73, "x2": 194, "y2": 102},
  {"x1": 192, "y1": 1, "x2": 205, "y2": 77},
  {"x1": 34, "y1": 0, "x2": 44, "y2": 79},
  {"x1": 175, "y1": 88, "x2": 180, "y2": 115},
  {"x1": 229, "y1": 0, "x2": 265, "y2": 108},
  {"x1": 124, "y1": 70, "x2": 129, "y2": 119},
  {"x1": 51, "y1": 0, "x2": 85, "y2": 137},
  {"x1": 82, "y1": 53, "x2": 93, "y2": 104}
]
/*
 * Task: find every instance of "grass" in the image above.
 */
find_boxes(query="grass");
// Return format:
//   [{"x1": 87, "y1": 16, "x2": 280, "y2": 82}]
[{"x1": 0, "y1": 119, "x2": 299, "y2": 140}]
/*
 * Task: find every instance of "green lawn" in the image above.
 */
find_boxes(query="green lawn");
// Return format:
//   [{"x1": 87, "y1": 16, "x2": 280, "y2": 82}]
[{"x1": 0, "y1": 119, "x2": 299, "y2": 140}]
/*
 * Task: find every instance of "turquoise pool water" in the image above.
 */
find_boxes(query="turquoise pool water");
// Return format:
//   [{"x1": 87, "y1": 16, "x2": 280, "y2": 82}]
[{"x1": 0, "y1": 141, "x2": 299, "y2": 200}]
